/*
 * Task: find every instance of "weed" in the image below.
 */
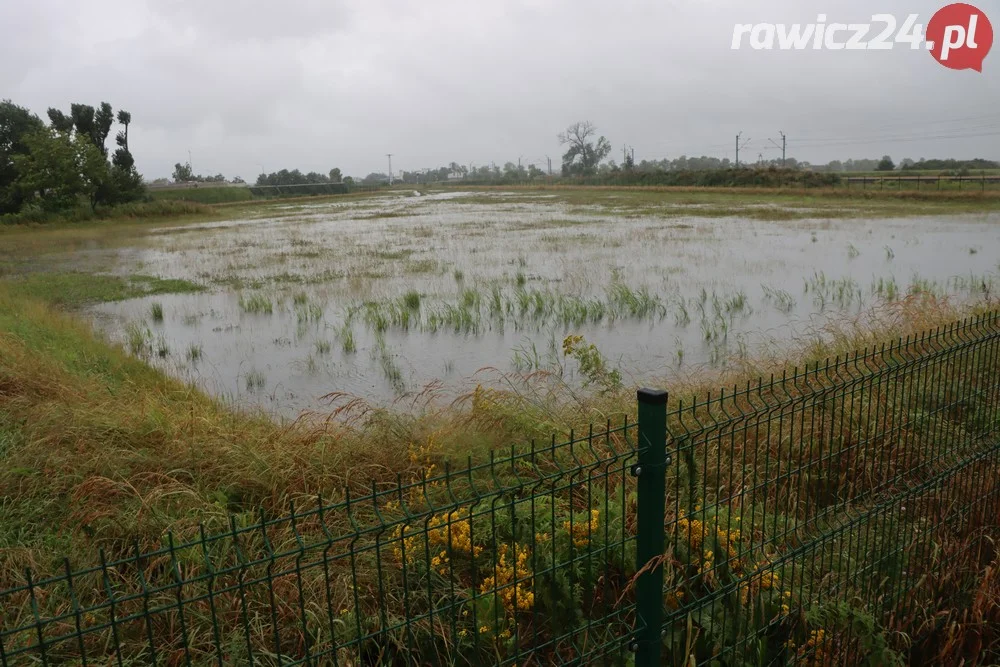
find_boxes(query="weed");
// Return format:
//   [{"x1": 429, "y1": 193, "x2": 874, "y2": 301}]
[
  {"x1": 296, "y1": 303, "x2": 323, "y2": 324},
  {"x1": 245, "y1": 369, "x2": 266, "y2": 391},
  {"x1": 186, "y1": 344, "x2": 203, "y2": 362},
  {"x1": 155, "y1": 336, "x2": 170, "y2": 359},
  {"x1": 124, "y1": 322, "x2": 152, "y2": 357},
  {"x1": 762, "y1": 284, "x2": 796, "y2": 314},
  {"x1": 150, "y1": 302, "x2": 164, "y2": 323},
  {"x1": 336, "y1": 324, "x2": 357, "y2": 354},
  {"x1": 674, "y1": 299, "x2": 691, "y2": 327},
  {"x1": 239, "y1": 293, "x2": 273, "y2": 314},
  {"x1": 403, "y1": 291, "x2": 421, "y2": 311}
]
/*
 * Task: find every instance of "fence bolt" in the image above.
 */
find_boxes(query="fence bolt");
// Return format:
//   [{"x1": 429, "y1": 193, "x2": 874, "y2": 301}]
[
  {"x1": 630, "y1": 465, "x2": 643, "y2": 477},
  {"x1": 634, "y1": 388, "x2": 668, "y2": 667}
]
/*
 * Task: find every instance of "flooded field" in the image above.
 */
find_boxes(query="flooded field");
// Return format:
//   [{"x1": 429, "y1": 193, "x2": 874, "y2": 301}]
[{"x1": 64, "y1": 190, "x2": 1000, "y2": 416}]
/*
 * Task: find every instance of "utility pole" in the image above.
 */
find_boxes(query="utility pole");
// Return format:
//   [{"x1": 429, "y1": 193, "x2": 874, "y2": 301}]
[
  {"x1": 188, "y1": 149, "x2": 193, "y2": 172},
  {"x1": 546, "y1": 156, "x2": 552, "y2": 176},
  {"x1": 769, "y1": 131, "x2": 787, "y2": 167},
  {"x1": 386, "y1": 154, "x2": 393, "y2": 185},
  {"x1": 631, "y1": 146, "x2": 635, "y2": 165},
  {"x1": 735, "y1": 132, "x2": 750, "y2": 168}
]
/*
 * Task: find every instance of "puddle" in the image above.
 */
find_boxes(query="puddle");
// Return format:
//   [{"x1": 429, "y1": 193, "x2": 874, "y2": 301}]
[{"x1": 82, "y1": 191, "x2": 1000, "y2": 416}]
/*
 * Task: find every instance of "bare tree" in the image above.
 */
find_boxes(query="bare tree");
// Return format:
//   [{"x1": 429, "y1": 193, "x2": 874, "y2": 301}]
[{"x1": 558, "y1": 121, "x2": 612, "y2": 176}]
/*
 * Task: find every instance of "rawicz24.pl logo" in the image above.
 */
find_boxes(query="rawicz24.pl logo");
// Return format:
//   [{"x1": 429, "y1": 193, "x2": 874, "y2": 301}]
[{"x1": 731, "y1": 3, "x2": 993, "y2": 72}]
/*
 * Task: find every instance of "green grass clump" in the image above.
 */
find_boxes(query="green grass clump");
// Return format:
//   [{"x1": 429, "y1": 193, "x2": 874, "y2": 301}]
[
  {"x1": 336, "y1": 323, "x2": 357, "y2": 354},
  {"x1": 124, "y1": 322, "x2": 152, "y2": 356},
  {"x1": 402, "y1": 290, "x2": 421, "y2": 311},
  {"x1": 296, "y1": 303, "x2": 323, "y2": 323},
  {"x1": 239, "y1": 293, "x2": 273, "y2": 314},
  {"x1": 3, "y1": 273, "x2": 203, "y2": 308},
  {"x1": 150, "y1": 186, "x2": 254, "y2": 204},
  {"x1": 186, "y1": 344, "x2": 203, "y2": 362},
  {"x1": 245, "y1": 369, "x2": 266, "y2": 391},
  {"x1": 155, "y1": 336, "x2": 170, "y2": 358},
  {"x1": 150, "y1": 302, "x2": 164, "y2": 322}
]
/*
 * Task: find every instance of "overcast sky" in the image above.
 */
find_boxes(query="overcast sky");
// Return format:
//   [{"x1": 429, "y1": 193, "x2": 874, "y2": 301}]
[{"x1": 2, "y1": 0, "x2": 998, "y2": 179}]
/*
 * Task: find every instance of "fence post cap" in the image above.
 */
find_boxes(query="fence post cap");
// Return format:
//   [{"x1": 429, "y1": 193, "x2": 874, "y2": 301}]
[{"x1": 637, "y1": 388, "x2": 668, "y2": 405}]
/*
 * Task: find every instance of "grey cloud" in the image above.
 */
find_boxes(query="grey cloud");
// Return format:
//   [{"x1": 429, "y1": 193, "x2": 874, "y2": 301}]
[{"x1": 1, "y1": 0, "x2": 996, "y2": 179}]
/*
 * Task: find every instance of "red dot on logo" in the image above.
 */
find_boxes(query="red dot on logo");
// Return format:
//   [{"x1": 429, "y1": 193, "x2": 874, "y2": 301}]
[{"x1": 927, "y1": 3, "x2": 993, "y2": 71}]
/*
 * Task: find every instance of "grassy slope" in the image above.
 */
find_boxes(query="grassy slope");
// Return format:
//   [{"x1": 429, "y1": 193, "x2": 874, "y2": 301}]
[{"x1": 0, "y1": 278, "x2": 986, "y2": 568}]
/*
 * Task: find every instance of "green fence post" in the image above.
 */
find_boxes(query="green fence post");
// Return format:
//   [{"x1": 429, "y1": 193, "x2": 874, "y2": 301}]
[{"x1": 633, "y1": 388, "x2": 668, "y2": 665}]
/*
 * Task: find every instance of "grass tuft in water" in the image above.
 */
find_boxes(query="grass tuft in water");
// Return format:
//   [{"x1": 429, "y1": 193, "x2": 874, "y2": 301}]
[
  {"x1": 336, "y1": 324, "x2": 357, "y2": 354},
  {"x1": 124, "y1": 322, "x2": 152, "y2": 357},
  {"x1": 239, "y1": 293, "x2": 273, "y2": 314},
  {"x1": 245, "y1": 369, "x2": 266, "y2": 392},
  {"x1": 402, "y1": 290, "x2": 421, "y2": 311},
  {"x1": 296, "y1": 303, "x2": 323, "y2": 324},
  {"x1": 155, "y1": 336, "x2": 170, "y2": 359},
  {"x1": 150, "y1": 302, "x2": 164, "y2": 323},
  {"x1": 762, "y1": 284, "x2": 796, "y2": 314}
]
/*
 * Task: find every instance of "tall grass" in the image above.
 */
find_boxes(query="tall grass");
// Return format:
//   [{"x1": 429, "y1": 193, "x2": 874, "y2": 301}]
[
  {"x1": 1, "y1": 199, "x2": 213, "y2": 226},
  {"x1": 150, "y1": 186, "x2": 254, "y2": 204}
]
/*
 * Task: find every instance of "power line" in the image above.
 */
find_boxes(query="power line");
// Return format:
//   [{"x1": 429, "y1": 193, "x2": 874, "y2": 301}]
[
  {"x1": 768, "y1": 131, "x2": 786, "y2": 167},
  {"x1": 735, "y1": 132, "x2": 751, "y2": 167}
]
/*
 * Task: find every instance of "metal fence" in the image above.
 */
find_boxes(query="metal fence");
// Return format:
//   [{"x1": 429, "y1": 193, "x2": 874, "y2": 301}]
[
  {"x1": 845, "y1": 174, "x2": 1000, "y2": 192},
  {"x1": 2, "y1": 313, "x2": 1000, "y2": 665}
]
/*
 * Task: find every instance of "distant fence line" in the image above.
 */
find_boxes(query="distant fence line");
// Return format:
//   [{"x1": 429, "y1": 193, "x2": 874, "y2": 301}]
[
  {"x1": 4, "y1": 314, "x2": 1000, "y2": 664},
  {"x1": 844, "y1": 173, "x2": 1000, "y2": 192}
]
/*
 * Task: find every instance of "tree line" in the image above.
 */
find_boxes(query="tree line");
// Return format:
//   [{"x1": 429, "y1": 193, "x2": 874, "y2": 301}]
[{"x1": 1, "y1": 99, "x2": 144, "y2": 217}]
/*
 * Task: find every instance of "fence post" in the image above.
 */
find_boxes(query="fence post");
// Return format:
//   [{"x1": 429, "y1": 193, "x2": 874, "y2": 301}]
[{"x1": 633, "y1": 388, "x2": 668, "y2": 665}]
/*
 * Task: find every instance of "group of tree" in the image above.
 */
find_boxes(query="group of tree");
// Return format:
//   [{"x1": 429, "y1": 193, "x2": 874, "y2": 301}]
[
  {"x1": 171, "y1": 162, "x2": 239, "y2": 184},
  {"x1": 813, "y1": 157, "x2": 998, "y2": 174},
  {"x1": 255, "y1": 168, "x2": 345, "y2": 187},
  {"x1": 0, "y1": 99, "x2": 144, "y2": 216},
  {"x1": 900, "y1": 157, "x2": 999, "y2": 173}
]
